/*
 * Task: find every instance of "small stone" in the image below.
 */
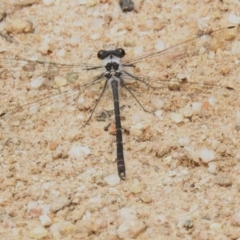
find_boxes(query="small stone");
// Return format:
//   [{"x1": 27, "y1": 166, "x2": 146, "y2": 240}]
[
  {"x1": 92, "y1": 218, "x2": 105, "y2": 233},
  {"x1": 54, "y1": 76, "x2": 67, "y2": 87},
  {"x1": 49, "y1": 223, "x2": 61, "y2": 238},
  {"x1": 119, "y1": 0, "x2": 134, "y2": 12},
  {"x1": 43, "y1": 0, "x2": 54, "y2": 6},
  {"x1": 208, "y1": 162, "x2": 217, "y2": 174},
  {"x1": 192, "y1": 102, "x2": 202, "y2": 114},
  {"x1": 28, "y1": 226, "x2": 48, "y2": 239},
  {"x1": 131, "y1": 220, "x2": 147, "y2": 238},
  {"x1": 50, "y1": 195, "x2": 71, "y2": 213},
  {"x1": 27, "y1": 201, "x2": 42, "y2": 217},
  {"x1": 12, "y1": 0, "x2": 38, "y2": 6},
  {"x1": 88, "y1": 195, "x2": 102, "y2": 209},
  {"x1": 30, "y1": 76, "x2": 45, "y2": 89},
  {"x1": 108, "y1": 123, "x2": 116, "y2": 135},
  {"x1": 170, "y1": 112, "x2": 184, "y2": 123},
  {"x1": 199, "y1": 149, "x2": 215, "y2": 163},
  {"x1": 236, "y1": 111, "x2": 240, "y2": 129},
  {"x1": 39, "y1": 215, "x2": 52, "y2": 227},
  {"x1": 155, "y1": 40, "x2": 165, "y2": 51},
  {"x1": 181, "y1": 107, "x2": 193, "y2": 118},
  {"x1": 75, "y1": 219, "x2": 92, "y2": 237},
  {"x1": 183, "y1": 219, "x2": 194, "y2": 229},
  {"x1": 231, "y1": 41, "x2": 240, "y2": 55},
  {"x1": 178, "y1": 137, "x2": 190, "y2": 147},
  {"x1": 215, "y1": 172, "x2": 232, "y2": 187},
  {"x1": 38, "y1": 42, "x2": 50, "y2": 55},
  {"x1": 155, "y1": 110, "x2": 163, "y2": 119},
  {"x1": 117, "y1": 220, "x2": 146, "y2": 239},
  {"x1": 229, "y1": 12, "x2": 240, "y2": 24},
  {"x1": 48, "y1": 141, "x2": 59, "y2": 151},
  {"x1": 151, "y1": 97, "x2": 164, "y2": 111},
  {"x1": 5, "y1": 19, "x2": 34, "y2": 33},
  {"x1": 68, "y1": 207, "x2": 85, "y2": 222},
  {"x1": 131, "y1": 179, "x2": 143, "y2": 194},
  {"x1": 68, "y1": 145, "x2": 90, "y2": 158},
  {"x1": 119, "y1": 208, "x2": 136, "y2": 220},
  {"x1": 130, "y1": 123, "x2": 144, "y2": 137},
  {"x1": 104, "y1": 174, "x2": 120, "y2": 186},
  {"x1": 141, "y1": 194, "x2": 152, "y2": 203},
  {"x1": 87, "y1": 0, "x2": 98, "y2": 7}
]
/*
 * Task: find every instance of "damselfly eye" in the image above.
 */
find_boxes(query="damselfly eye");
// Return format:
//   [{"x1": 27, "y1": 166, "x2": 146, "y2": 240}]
[
  {"x1": 97, "y1": 50, "x2": 107, "y2": 60},
  {"x1": 115, "y1": 48, "x2": 125, "y2": 58}
]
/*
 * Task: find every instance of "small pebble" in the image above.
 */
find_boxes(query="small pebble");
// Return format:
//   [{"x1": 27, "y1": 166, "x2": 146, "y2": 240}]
[
  {"x1": 5, "y1": 19, "x2": 34, "y2": 33},
  {"x1": 117, "y1": 220, "x2": 146, "y2": 239},
  {"x1": 104, "y1": 174, "x2": 120, "y2": 186},
  {"x1": 39, "y1": 214, "x2": 52, "y2": 227},
  {"x1": 38, "y1": 42, "x2": 50, "y2": 55},
  {"x1": 50, "y1": 195, "x2": 71, "y2": 213},
  {"x1": 199, "y1": 149, "x2": 215, "y2": 163},
  {"x1": 171, "y1": 112, "x2": 184, "y2": 123},
  {"x1": 75, "y1": 219, "x2": 92, "y2": 236},
  {"x1": 181, "y1": 107, "x2": 193, "y2": 118},
  {"x1": 151, "y1": 97, "x2": 164, "y2": 111},
  {"x1": 235, "y1": 111, "x2": 240, "y2": 129},
  {"x1": 155, "y1": 110, "x2": 163, "y2": 119},
  {"x1": 43, "y1": 0, "x2": 54, "y2": 6},
  {"x1": 208, "y1": 162, "x2": 217, "y2": 174},
  {"x1": 119, "y1": 0, "x2": 134, "y2": 12},
  {"x1": 215, "y1": 172, "x2": 232, "y2": 187},
  {"x1": 178, "y1": 137, "x2": 190, "y2": 147},
  {"x1": 192, "y1": 102, "x2": 202, "y2": 114},
  {"x1": 12, "y1": 0, "x2": 38, "y2": 6},
  {"x1": 54, "y1": 76, "x2": 67, "y2": 87},
  {"x1": 27, "y1": 201, "x2": 42, "y2": 217},
  {"x1": 228, "y1": 12, "x2": 240, "y2": 24},
  {"x1": 155, "y1": 40, "x2": 165, "y2": 51},
  {"x1": 28, "y1": 226, "x2": 48, "y2": 239},
  {"x1": 141, "y1": 194, "x2": 152, "y2": 203},
  {"x1": 49, "y1": 223, "x2": 61, "y2": 238},
  {"x1": 87, "y1": 0, "x2": 98, "y2": 7},
  {"x1": 68, "y1": 145, "x2": 90, "y2": 158},
  {"x1": 56, "y1": 48, "x2": 66, "y2": 57},
  {"x1": 231, "y1": 41, "x2": 240, "y2": 55},
  {"x1": 130, "y1": 123, "x2": 145, "y2": 137},
  {"x1": 183, "y1": 219, "x2": 194, "y2": 229},
  {"x1": 30, "y1": 76, "x2": 45, "y2": 89},
  {"x1": 131, "y1": 179, "x2": 143, "y2": 194}
]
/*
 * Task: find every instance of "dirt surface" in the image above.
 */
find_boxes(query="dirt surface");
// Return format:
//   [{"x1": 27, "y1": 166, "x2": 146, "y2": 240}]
[{"x1": 1, "y1": 0, "x2": 240, "y2": 239}]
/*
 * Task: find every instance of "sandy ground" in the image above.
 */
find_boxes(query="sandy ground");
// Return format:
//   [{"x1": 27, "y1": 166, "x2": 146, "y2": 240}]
[{"x1": 1, "y1": 0, "x2": 240, "y2": 239}]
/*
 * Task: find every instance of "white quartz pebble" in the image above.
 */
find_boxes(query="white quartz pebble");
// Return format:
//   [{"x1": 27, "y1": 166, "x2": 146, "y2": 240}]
[
  {"x1": 30, "y1": 76, "x2": 45, "y2": 88},
  {"x1": 199, "y1": 149, "x2": 215, "y2": 163},
  {"x1": 171, "y1": 112, "x2": 183, "y2": 123},
  {"x1": 104, "y1": 174, "x2": 120, "y2": 186},
  {"x1": 68, "y1": 145, "x2": 90, "y2": 158}
]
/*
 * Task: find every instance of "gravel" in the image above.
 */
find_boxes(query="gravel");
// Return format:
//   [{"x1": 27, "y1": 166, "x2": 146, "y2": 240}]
[{"x1": 1, "y1": 0, "x2": 240, "y2": 239}]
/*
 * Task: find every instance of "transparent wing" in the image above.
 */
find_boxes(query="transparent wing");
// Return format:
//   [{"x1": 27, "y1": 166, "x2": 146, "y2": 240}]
[
  {"x1": 0, "y1": 50, "x2": 103, "y2": 80},
  {"x1": 124, "y1": 25, "x2": 239, "y2": 67},
  {"x1": 0, "y1": 51, "x2": 106, "y2": 129}
]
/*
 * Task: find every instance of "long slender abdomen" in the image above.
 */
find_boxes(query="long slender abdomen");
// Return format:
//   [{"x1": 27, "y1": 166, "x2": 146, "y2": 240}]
[{"x1": 111, "y1": 78, "x2": 126, "y2": 180}]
